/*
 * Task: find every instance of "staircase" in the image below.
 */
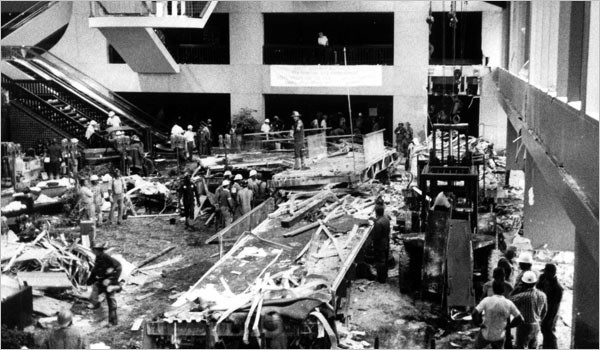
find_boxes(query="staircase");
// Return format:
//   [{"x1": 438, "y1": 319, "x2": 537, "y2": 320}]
[
  {"x1": 1, "y1": 2, "x2": 72, "y2": 48},
  {"x1": 2, "y1": 74, "x2": 112, "y2": 149}
]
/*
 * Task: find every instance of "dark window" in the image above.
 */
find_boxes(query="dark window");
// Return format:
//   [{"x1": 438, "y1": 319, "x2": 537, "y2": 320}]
[
  {"x1": 108, "y1": 13, "x2": 229, "y2": 64},
  {"x1": 429, "y1": 12, "x2": 482, "y2": 65},
  {"x1": 108, "y1": 45, "x2": 126, "y2": 64},
  {"x1": 264, "y1": 13, "x2": 394, "y2": 65}
]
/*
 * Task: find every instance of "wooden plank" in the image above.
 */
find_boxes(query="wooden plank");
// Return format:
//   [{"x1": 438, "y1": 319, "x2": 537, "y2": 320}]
[
  {"x1": 17, "y1": 271, "x2": 72, "y2": 290},
  {"x1": 205, "y1": 198, "x2": 274, "y2": 244},
  {"x1": 32, "y1": 295, "x2": 72, "y2": 316},
  {"x1": 446, "y1": 219, "x2": 475, "y2": 308},
  {"x1": 282, "y1": 221, "x2": 319, "y2": 238},
  {"x1": 280, "y1": 197, "x2": 328, "y2": 228}
]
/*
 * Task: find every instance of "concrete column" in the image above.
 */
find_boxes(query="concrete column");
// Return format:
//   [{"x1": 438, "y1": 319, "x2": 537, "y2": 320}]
[
  {"x1": 585, "y1": 1, "x2": 599, "y2": 120},
  {"x1": 573, "y1": 227, "x2": 600, "y2": 348},
  {"x1": 482, "y1": 11, "x2": 503, "y2": 68},
  {"x1": 557, "y1": 2, "x2": 571, "y2": 98},
  {"x1": 546, "y1": 1, "x2": 560, "y2": 94},
  {"x1": 393, "y1": 5, "x2": 428, "y2": 142},
  {"x1": 528, "y1": 1, "x2": 541, "y2": 86},
  {"x1": 229, "y1": 10, "x2": 264, "y2": 121},
  {"x1": 479, "y1": 73, "x2": 507, "y2": 152}
]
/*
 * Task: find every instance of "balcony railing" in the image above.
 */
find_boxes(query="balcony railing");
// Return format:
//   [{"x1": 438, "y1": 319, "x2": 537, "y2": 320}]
[
  {"x1": 91, "y1": 1, "x2": 212, "y2": 19},
  {"x1": 263, "y1": 44, "x2": 393, "y2": 66}
]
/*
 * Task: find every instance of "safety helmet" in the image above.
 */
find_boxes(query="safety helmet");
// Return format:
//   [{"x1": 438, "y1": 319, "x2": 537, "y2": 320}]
[
  {"x1": 90, "y1": 175, "x2": 99, "y2": 181},
  {"x1": 249, "y1": 170, "x2": 257, "y2": 177},
  {"x1": 521, "y1": 270, "x2": 538, "y2": 284},
  {"x1": 264, "y1": 119, "x2": 270, "y2": 124},
  {"x1": 224, "y1": 170, "x2": 232, "y2": 177},
  {"x1": 517, "y1": 251, "x2": 533, "y2": 264},
  {"x1": 234, "y1": 174, "x2": 243, "y2": 181},
  {"x1": 222, "y1": 180, "x2": 230, "y2": 187}
]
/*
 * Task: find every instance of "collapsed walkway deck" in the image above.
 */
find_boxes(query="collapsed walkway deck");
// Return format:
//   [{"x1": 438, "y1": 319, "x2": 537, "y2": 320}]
[{"x1": 143, "y1": 191, "x2": 376, "y2": 348}]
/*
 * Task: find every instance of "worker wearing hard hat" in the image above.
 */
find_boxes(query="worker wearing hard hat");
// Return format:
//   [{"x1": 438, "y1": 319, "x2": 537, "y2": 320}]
[
  {"x1": 261, "y1": 118, "x2": 271, "y2": 141},
  {"x1": 214, "y1": 179, "x2": 234, "y2": 228},
  {"x1": 247, "y1": 169, "x2": 258, "y2": 195},
  {"x1": 90, "y1": 175, "x2": 105, "y2": 226},
  {"x1": 183, "y1": 125, "x2": 196, "y2": 161},
  {"x1": 509, "y1": 271, "x2": 547, "y2": 349},
  {"x1": 231, "y1": 174, "x2": 243, "y2": 219},
  {"x1": 510, "y1": 251, "x2": 535, "y2": 296}
]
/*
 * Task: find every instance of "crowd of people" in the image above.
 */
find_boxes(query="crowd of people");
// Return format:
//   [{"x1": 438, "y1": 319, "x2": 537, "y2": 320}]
[{"x1": 472, "y1": 248, "x2": 564, "y2": 349}]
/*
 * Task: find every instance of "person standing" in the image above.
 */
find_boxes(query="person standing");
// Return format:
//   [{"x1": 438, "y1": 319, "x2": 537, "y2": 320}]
[
  {"x1": 536, "y1": 263, "x2": 563, "y2": 349},
  {"x1": 215, "y1": 180, "x2": 234, "y2": 228},
  {"x1": 231, "y1": 174, "x2": 243, "y2": 219},
  {"x1": 206, "y1": 119, "x2": 213, "y2": 155},
  {"x1": 78, "y1": 178, "x2": 95, "y2": 222},
  {"x1": 235, "y1": 123, "x2": 244, "y2": 151},
  {"x1": 394, "y1": 123, "x2": 407, "y2": 156},
  {"x1": 42, "y1": 308, "x2": 89, "y2": 349},
  {"x1": 317, "y1": 32, "x2": 329, "y2": 64},
  {"x1": 272, "y1": 116, "x2": 283, "y2": 132},
  {"x1": 406, "y1": 122, "x2": 414, "y2": 141},
  {"x1": 87, "y1": 242, "x2": 122, "y2": 326},
  {"x1": 106, "y1": 111, "x2": 121, "y2": 129},
  {"x1": 247, "y1": 169, "x2": 258, "y2": 202},
  {"x1": 472, "y1": 280, "x2": 524, "y2": 349},
  {"x1": 90, "y1": 175, "x2": 105, "y2": 226},
  {"x1": 320, "y1": 115, "x2": 328, "y2": 134},
  {"x1": 371, "y1": 205, "x2": 390, "y2": 283},
  {"x1": 510, "y1": 251, "x2": 534, "y2": 296},
  {"x1": 510, "y1": 271, "x2": 548, "y2": 349},
  {"x1": 261, "y1": 119, "x2": 271, "y2": 141},
  {"x1": 108, "y1": 169, "x2": 126, "y2": 225},
  {"x1": 183, "y1": 125, "x2": 196, "y2": 161},
  {"x1": 498, "y1": 246, "x2": 518, "y2": 287},
  {"x1": 48, "y1": 139, "x2": 62, "y2": 180},
  {"x1": 291, "y1": 111, "x2": 308, "y2": 170},
  {"x1": 237, "y1": 180, "x2": 253, "y2": 215},
  {"x1": 482, "y1": 267, "x2": 514, "y2": 299},
  {"x1": 178, "y1": 171, "x2": 200, "y2": 229}
]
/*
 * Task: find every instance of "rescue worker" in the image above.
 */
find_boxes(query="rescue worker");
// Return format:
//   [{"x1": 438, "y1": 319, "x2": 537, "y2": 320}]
[
  {"x1": 178, "y1": 171, "x2": 200, "y2": 229},
  {"x1": 247, "y1": 169, "x2": 258, "y2": 196},
  {"x1": 215, "y1": 179, "x2": 234, "y2": 228},
  {"x1": 108, "y1": 169, "x2": 126, "y2": 225},
  {"x1": 510, "y1": 271, "x2": 547, "y2": 349},
  {"x1": 472, "y1": 280, "x2": 524, "y2": 349},
  {"x1": 42, "y1": 308, "x2": 89, "y2": 349},
  {"x1": 128, "y1": 135, "x2": 145, "y2": 175},
  {"x1": 78, "y1": 178, "x2": 95, "y2": 222},
  {"x1": 291, "y1": 111, "x2": 308, "y2": 170},
  {"x1": 536, "y1": 263, "x2": 563, "y2": 349},
  {"x1": 371, "y1": 205, "x2": 390, "y2": 283},
  {"x1": 231, "y1": 174, "x2": 243, "y2": 219},
  {"x1": 498, "y1": 246, "x2": 518, "y2": 287},
  {"x1": 184, "y1": 125, "x2": 196, "y2": 161},
  {"x1": 87, "y1": 242, "x2": 122, "y2": 326},
  {"x1": 510, "y1": 251, "x2": 534, "y2": 296},
  {"x1": 223, "y1": 169, "x2": 233, "y2": 181},
  {"x1": 237, "y1": 180, "x2": 253, "y2": 215},
  {"x1": 90, "y1": 175, "x2": 104, "y2": 226},
  {"x1": 256, "y1": 173, "x2": 268, "y2": 204}
]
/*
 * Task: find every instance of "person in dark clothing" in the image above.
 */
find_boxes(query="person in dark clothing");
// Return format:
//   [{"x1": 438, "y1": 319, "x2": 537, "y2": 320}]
[
  {"x1": 498, "y1": 246, "x2": 518, "y2": 287},
  {"x1": 178, "y1": 171, "x2": 200, "y2": 229},
  {"x1": 291, "y1": 111, "x2": 308, "y2": 170},
  {"x1": 47, "y1": 139, "x2": 62, "y2": 180},
  {"x1": 510, "y1": 271, "x2": 547, "y2": 349},
  {"x1": 536, "y1": 263, "x2": 563, "y2": 349},
  {"x1": 371, "y1": 205, "x2": 390, "y2": 283},
  {"x1": 87, "y1": 242, "x2": 122, "y2": 326},
  {"x1": 510, "y1": 251, "x2": 534, "y2": 296},
  {"x1": 42, "y1": 308, "x2": 89, "y2": 349}
]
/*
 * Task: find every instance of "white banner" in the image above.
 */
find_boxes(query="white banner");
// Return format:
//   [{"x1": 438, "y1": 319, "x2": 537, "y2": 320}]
[{"x1": 270, "y1": 65, "x2": 383, "y2": 87}]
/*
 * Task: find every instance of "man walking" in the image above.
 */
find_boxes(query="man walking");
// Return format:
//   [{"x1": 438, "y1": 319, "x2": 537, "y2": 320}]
[
  {"x1": 184, "y1": 125, "x2": 196, "y2": 161},
  {"x1": 510, "y1": 271, "x2": 548, "y2": 349},
  {"x1": 291, "y1": 111, "x2": 308, "y2": 170},
  {"x1": 536, "y1": 263, "x2": 563, "y2": 349},
  {"x1": 472, "y1": 280, "x2": 524, "y2": 349},
  {"x1": 87, "y1": 242, "x2": 122, "y2": 326},
  {"x1": 109, "y1": 169, "x2": 126, "y2": 225}
]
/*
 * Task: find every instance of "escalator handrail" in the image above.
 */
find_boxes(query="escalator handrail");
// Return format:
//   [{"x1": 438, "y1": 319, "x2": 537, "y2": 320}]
[
  {"x1": 1, "y1": 2, "x2": 58, "y2": 38},
  {"x1": 4, "y1": 46, "x2": 169, "y2": 139},
  {"x1": 2, "y1": 74, "x2": 103, "y2": 142}
]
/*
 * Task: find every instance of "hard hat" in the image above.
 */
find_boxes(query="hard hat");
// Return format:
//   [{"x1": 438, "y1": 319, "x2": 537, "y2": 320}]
[
  {"x1": 234, "y1": 174, "x2": 243, "y2": 181},
  {"x1": 108, "y1": 111, "x2": 115, "y2": 117},
  {"x1": 264, "y1": 119, "x2": 270, "y2": 124},
  {"x1": 91, "y1": 242, "x2": 108, "y2": 250},
  {"x1": 70, "y1": 138, "x2": 79, "y2": 143},
  {"x1": 517, "y1": 251, "x2": 533, "y2": 264},
  {"x1": 57, "y1": 308, "x2": 73, "y2": 328},
  {"x1": 521, "y1": 270, "x2": 538, "y2": 284},
  {"x1": 187, "y1": 125, "x2": 193, "y2": 130},
  {"x1": 291, "y1": 111, "x2": 301, "y2": 117},
  {"x1": 222, "y1": 180, "x2": 230, "y2": 187},
  {"x1": 90, "y1": 175, "x2": 99, "y2": 181},
  {"x1": 224, "y1": 170, "x2": 232, "y2": 177},
  {"x1": 131, "y1": 135, "x2": 140, "y2": 142},
  {"x1": 249, "y1": 170, "x2": 257, "y2": 177}
]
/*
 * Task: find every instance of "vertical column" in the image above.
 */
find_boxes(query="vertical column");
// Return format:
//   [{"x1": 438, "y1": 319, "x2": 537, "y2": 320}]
[
  {"x1": 556, "y1": 2, "x2": 571, "y2": 98},
  {"x1": 585, "y1": 1, "x2": 599, "y2": 119},
  {"x1": 546, "y1": 1, "x2": 560, "y2": 94},
  {"x1": 573, "y1": 226, "x2": 599, "y2": 348},
  {"x1": 229, "y1": 9, "x2": 265, "y2": 121},
  {"x1": 528, "y1": 1, "x2": 541, "y2": 86},
  {"x1": 567, "y1": 2, "x2": 585, "y2": 102},
  {"x1": 392, "y1": 3, "x2": 429, "y2": 142}
]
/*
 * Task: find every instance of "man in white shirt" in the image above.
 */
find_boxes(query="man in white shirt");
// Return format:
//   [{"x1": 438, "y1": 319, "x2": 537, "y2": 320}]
[
  {"x1": 261, "y1": 119, "x2": 271, "y2": 140},
  {"x1": 106, "y1": 111, "x2": 121, "y2": 129},
  {"x1": 472, "y1": 280, "x2": 524, "y2": 349},
  {"x1": 183, "y1": 125, "x2": 196, "y2": 161},
  {"x1": 317, "y1": 32, "x2": 329, "y2": 47},
  {"x1": 320, "y1": 115, "x2": 328, "y2": 132}
]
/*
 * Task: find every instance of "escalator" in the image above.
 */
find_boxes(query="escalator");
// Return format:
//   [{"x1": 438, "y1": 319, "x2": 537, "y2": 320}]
[
  {"x1": 2, "y1": 46, "x2": 169, "y2": 149},
  {"x1": 1, "y1": 2, "x2": 72, "y2": 48}
]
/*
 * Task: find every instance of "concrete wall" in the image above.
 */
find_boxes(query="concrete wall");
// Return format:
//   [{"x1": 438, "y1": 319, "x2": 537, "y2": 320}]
[
  {"x1": 479, "y1": 72, "x2": 507, "y2": 151},
  {"x1": 482, "y1": 11, "x2": 504, "y2": 68},
  {"x1": 47, "y1": 1, "x2": 433, "y2": 137}
]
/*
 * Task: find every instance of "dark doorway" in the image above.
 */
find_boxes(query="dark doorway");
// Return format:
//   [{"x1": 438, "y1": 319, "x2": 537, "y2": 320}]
[
  {"x1": 264, "y1": 94, "x2": 394, "y2": 143},
  {"x1": 427, "y1": 95, "x2": 479, "y2": 137},
  {"x1": 115, "y1": 92, "x2": 230, "y2": 135},
  {"x1": 429, "y1": 12, "x2": 482, "y2": 65}
]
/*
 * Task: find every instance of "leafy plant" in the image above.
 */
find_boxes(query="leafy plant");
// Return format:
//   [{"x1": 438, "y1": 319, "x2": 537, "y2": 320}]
[{"x1": 231, "y1": 108, "x2": 260, "y2": 134}]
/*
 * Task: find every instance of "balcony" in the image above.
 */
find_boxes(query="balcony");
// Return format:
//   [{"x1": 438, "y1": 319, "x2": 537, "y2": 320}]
[
  {"x1": 88, "y1": 1, "x2": 217, "y2": 29},
  {"x1": 263, "y1": 45, "x2": 393, "y2": 66}
]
